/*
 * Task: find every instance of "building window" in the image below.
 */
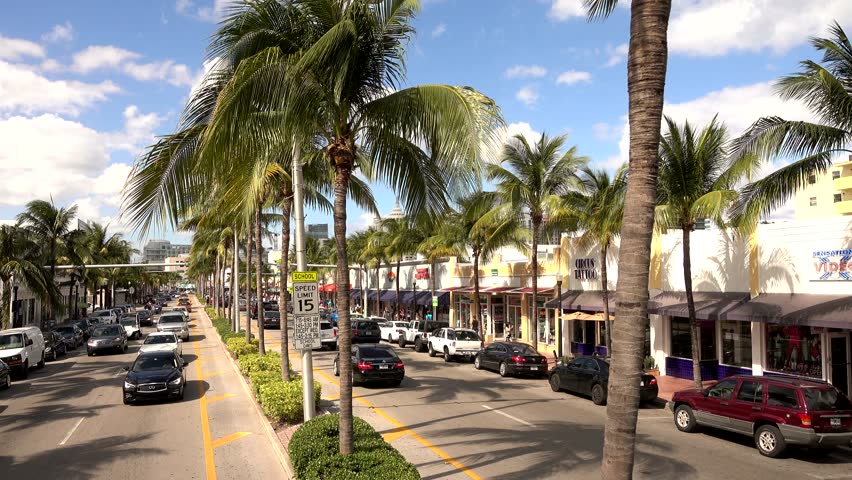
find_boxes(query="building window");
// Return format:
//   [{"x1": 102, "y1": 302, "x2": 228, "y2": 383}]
[
  {"x1": 809, "y1": 197, "x2": 817, "y2": 206},
  {"x1": 670, "y1": 317, "x2": 692, "y2": 359},
  {"x1": 833, "y1": 171, "x2": 841, "y2": 179},
  {"x1": 766, "y1": 324, "x2": 822, "y2": 378},
  {"x1": 834, "y1": 193, "x2": 842, "y2": 203},
  {"x1": 808, "y1": 174, "x2": 816, "y2": 184},
  {"x1": 721, "y1": 320, "x2": 752, "y2": 367}
]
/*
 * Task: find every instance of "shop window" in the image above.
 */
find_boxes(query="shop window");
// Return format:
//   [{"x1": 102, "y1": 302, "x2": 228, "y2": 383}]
[
  {"x1": 832, "y1": 170, "x2": 841, "y2": 179},
  {"x1": 808, "y1": 174, "x2": 816, "y2": 184},
  {"x1": 573, "y1": 320, "x2": 585, "y2": 344},
  {"x1": 708, "y1": 379, "x2": 736, "y2": 399},
  {"x1": 721, "y1": 320, "x2": 752, "y2": 367},
  {"x1": 809, "y1": 197, "x2": 817, "y2": 206},
  {"x1": 768, "y1": 385, "x2": 799, "y2": 408},
  {"x1": 598, "y1": 319, "x2": 607, "y2": 347},
  {"x1": 670, "y1": 317, "x2": 692, "y2": 359},
  {"x1": 834, "y1": 193, "x2": 842, "y2": 203},
  {"x1": 736, "y1": 381, "x2": 763, "y2": 403},
  {"x1": 766, "y1": 325, "x2": 822, "y2": 378},
  {"x1": 700, "y1": 321, "x2": 716, "y2": 360}
]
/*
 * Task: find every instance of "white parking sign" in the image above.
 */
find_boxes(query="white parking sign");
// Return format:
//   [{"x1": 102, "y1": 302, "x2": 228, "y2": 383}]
[{"x1": 292, "y1": 272, "x2": 321, "y2": 350}]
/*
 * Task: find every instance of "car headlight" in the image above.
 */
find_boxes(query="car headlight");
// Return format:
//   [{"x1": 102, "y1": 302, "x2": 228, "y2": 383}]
[
  {"x1": 7, "y1": 355, "x2": 21, "y2": 362},
  {"x1": 113, "y1": 337, "x2": 122, "y2": 342},
  {"x1": 168, "y1": 376, "x2": 182, "y2": 385},
  {"x1": 123, "y1": 380, "x2": 137, "y2": 390},
  {"x1": 45, "y1": 347, "x2": 53, "y2": 352}
]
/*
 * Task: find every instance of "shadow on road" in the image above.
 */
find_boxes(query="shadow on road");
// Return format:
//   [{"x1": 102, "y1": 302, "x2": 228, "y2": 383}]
[
  {"x1": 187, "y1": 334, "x2": 206, "y2": 343},
  {"x1": 0, "y1": 402, "x2": 110, "y2": 431},
  {"x1": 182, "y1": 379, "x2": 210, "y2": 402}
]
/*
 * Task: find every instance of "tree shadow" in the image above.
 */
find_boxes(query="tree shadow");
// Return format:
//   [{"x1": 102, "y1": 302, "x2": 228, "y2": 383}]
[
  {"x1": 0, "y1": 402, "x2": 109, "y2": 432},
  {"x1": 187, "y1": 334, "x2": 206, "y2": 343}
]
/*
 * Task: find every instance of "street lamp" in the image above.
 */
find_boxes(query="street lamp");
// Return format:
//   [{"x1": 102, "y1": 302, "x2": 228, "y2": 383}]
[
  {"x1": 556, "y1": 249, "x2": 563, "y2": 359},
  {"x1": 73, "y1": 273, "x2": 80, "y2": 320}
]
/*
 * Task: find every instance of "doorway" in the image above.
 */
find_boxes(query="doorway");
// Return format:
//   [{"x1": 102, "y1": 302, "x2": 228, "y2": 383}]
[{"x1": 829, "y1": 333, "x2": 851, "y2": 396}]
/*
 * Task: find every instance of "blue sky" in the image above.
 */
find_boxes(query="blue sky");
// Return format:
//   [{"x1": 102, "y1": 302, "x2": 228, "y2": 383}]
[{"x1": 1, "y1": 0, "x2": 849, "y2": 250}]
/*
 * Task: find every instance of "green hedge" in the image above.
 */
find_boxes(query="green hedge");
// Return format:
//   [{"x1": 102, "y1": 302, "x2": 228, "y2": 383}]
[
  {"x1": 239, "y1": 351, "x2": 282, "y2": 376},
  {"x1": 225, "y1": 337, "x2": 259, "y2": 358},
  {"x1": 289, "y1": 414, "x2": 420, "y2": 480},
  {"x1": 249, "y1": 370, "x2": 285, "y2": 396},
  {"x1": 258, "y1": 379, "x2": 322, "y2": 424}
]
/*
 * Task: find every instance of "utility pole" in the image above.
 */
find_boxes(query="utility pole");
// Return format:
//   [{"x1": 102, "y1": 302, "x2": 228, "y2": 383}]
[{"x1": 292, "y1": 140, "x2": 315, "y2": 421}]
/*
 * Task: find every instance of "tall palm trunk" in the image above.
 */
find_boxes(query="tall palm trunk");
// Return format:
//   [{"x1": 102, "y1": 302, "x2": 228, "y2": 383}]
[
  {"x1": 233, "y1": 229, "x2": 239, "y2": 333},
  {"x1": 255, "y1": 209, "x2": 265, "y2": 355},
  {"x1": 332, "y1": 164, "x2": 354, "y2": 455},
  {"x1": 431, "y1": 260, "x2": 437, "y2": 322},
  {"x1": 220, "y1": 258, "x2": 227, "y2": 319},
  {"x1": 375, "y1": 264, "x2": 380, "y2": 316},
  {"x1": 279, "y1": 197, "x2": 292, "y2": 382},
  {"x1": 601, "y1": 242, "x2": 612, "y2": 353},
  {"x1": 395, "y1": 258, "x2": 401, "y2": 318},
  {"x1": 472, "y1": 250, "x2": 480, "y2": 332},
  {"x1": 601, "y1": 2, "x2": 672, "y2": 479},
  {"x1": 683, "y1": 226, "x2": 701, "y2": 387},
  {"x1": 245, "y1": 232, "x2": 252, "y2": 342},
  {"x1": 531, "y1": 219, "x2": 539, "y2": 351}
]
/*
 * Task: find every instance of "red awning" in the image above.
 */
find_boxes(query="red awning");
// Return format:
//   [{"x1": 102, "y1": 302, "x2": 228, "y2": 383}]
[
  {"x1": 439, "y1": 286, "x2": 467, "y2": 292},
  {"x1": 508, "y1": 287, "x2": 555, "y2": 295},
  {"x1": 322, "y1": 284, "x2": 352, "y2": 293},
  {"x1": 480, "y1": 286, "x2": 514, "y2": 293}
]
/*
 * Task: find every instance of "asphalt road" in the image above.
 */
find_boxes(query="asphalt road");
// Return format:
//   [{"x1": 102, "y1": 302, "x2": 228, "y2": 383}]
[
  {"x1": 0, "y1": 302, "x2": 289, "y2": 480},
  {"x1": 254, "y1": 325, "x2": 852, "y2": 480}
]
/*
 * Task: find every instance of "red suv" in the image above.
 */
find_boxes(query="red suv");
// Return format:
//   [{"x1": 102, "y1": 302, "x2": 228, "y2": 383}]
[{"x1": 670, "y1": 375, "x2": 852, "y2": 457}]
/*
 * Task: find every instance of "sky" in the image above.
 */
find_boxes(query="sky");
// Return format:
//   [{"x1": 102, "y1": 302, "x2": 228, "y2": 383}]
[{"x1": 1, "y1": 0, "x2": 850, "y2": 251}]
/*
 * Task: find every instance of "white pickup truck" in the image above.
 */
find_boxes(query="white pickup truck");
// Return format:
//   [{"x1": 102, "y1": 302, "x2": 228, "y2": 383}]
[
  {"x1": 427, "y1": 328, "x2": 483, "y2": 362},
  {"x1": 380, "y1": 321, "x2": 410, "y2": 343},
  {"x1": 397, "y1": 320, "x2": 450, "y2": 352}
]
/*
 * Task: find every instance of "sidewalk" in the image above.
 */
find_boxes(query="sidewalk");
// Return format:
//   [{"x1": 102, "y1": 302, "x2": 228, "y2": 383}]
[{"x1": 656, "y1": 375, "x2": 715, "y2": 402}]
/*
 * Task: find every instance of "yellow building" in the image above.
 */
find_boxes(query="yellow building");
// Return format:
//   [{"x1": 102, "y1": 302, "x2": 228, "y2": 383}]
[{"x1": 794, "y1": 154, "x2": 852, "y2": 219}]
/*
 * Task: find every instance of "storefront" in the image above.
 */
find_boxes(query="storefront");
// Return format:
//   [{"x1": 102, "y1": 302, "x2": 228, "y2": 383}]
[{"x1": 546, "y1": 290, "x2": 615, "y2": 357}]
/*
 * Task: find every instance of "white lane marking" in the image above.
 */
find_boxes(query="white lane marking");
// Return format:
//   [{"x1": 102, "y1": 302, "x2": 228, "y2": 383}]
[
  {"x1": 481, "y1": 405, "x2": 535, "y2": 427},
  {"x1": 59, "y1": 417, "x2": 85, "y2": 446}
]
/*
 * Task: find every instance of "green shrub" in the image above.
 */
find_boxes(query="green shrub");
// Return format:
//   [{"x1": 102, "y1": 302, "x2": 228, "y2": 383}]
[
  {"x1": 289, "y1": 414, "x2": 419, "y2": 480},
  {"x1": 225, "y1": 337, "x2": 259, "y2": 358},
  {"x1": 249, "y1": 370, "x2": 283, "y2": 396},
  {"x1": 258, "y1": 379, "x2": 322, "y2": 424},
  {"x1": 239, "y1": 351, "x2": 282, "y2": 376}
]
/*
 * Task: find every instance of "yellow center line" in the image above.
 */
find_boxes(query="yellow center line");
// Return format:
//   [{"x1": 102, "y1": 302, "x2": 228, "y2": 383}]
[
  {"x1": 211, "y1": 431, "x2": 252, "y2": 449},
  {"x1": 207, "y1": 393, "x2": 236, "y2": 403},
  {"x1": 194, "y1": 340, "x2": 217, "y2": 480},
  {"x1": 287, "y1": 352, "x2": 481, "y2": 480}
]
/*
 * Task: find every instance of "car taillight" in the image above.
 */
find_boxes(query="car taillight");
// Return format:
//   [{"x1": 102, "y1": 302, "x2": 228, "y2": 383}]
[
  {"x1": 394, "y1": 362, "x2": 404, "y2": 369},
  {"x1": 511, "y1": 356, "x2": 525, "y2": 363},
  {"x1": 333, "y1": 328, "x2": 337, "y2": 337},
  {"x1": 798, "y1": 414, "x2": 812, "y2": 427},
  {"x1": 353, "y1": 329, "x2": 359, "y2": 336},
  {"x1": 649, "y1": 378, "x2": 657, "y2": 385},
  {"x1": 357, "y1": 361, "x2": 373, "y2": 371}
]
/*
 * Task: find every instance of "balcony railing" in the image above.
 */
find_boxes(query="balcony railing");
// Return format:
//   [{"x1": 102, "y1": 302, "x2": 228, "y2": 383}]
[
  {"x1": 833, "y1": 175, "x2": 852, "y2": 191},
  {"x1": 835, "y1": 199, "x2": 852, "y2": 215}
]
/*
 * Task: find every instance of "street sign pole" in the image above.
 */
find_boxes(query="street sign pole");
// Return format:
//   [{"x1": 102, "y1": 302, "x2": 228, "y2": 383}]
[{"x1": 292, "y1": 141, "x2": 316, "y2": 421}]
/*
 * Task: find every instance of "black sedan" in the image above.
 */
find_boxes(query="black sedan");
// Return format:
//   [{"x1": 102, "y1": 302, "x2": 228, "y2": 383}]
[
  {"x1": 44, "y1": 331, "x2": 68, "y2": 360},
  {"x1": 548, "y1": 356, "x2": 658, "y2": 406},
  {"x1": 137, "y1": 309, "x2": 154, "y2": 326},
  {"x1": 333, "y1": 344, "x2": 404, "y2": 387},
  {"x1": 0, "y1": 359, "x2": 9, "y2": 390},
  {"x1": 474, "y1": 342, "x2": 549, "y2": 378},
  {"x1": 262, "y1": 310, "x2": 280, "y2": 329},
  {"x1": 122, "y1": 351, "x2": 186, "y2": 404},
  {"x1": 352, "y1": 319, "x2": 381, "y2": 344}
]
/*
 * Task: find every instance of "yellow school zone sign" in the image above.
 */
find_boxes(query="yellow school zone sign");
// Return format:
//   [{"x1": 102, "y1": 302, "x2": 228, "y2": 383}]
[{"x1": 292, "y1": 271, "x2": 318, "y2": 282}]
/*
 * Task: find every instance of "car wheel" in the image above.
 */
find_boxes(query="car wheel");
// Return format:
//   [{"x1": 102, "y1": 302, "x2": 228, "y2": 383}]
[
  {"x1": 21, "y1": 361, "x2": 28, "y2": 379},
  {"x1": 428, "y1": 343, "x2": 436, "y2": 357},
  {"x1": 591, "y1": 384, "x2": 607, "y2": 405},
  {"x1": 674, "y1": 404, "x2": 697, "y2": 433},
  {"x1": 549, "y1": 374, "x2": 562, "y2": 392},
  {"x1": 474, "y1": 355, "x2": 482, "y2": 370},
  {"x1": 414, "y1": 337, "x2": 423, "y2": 352},
  {"x1": 755, "y1": 424, "x2": 786, "y2": 458},
  {"x1": 499, "y1": 361, "x2": 509, "y2": 377},
  {"x1": 333, "y1": 359, "x2": 340, "y2": 376},
  {"x1": 37, "y1": 354, "x2": 45, "y2": 369},
  {"x1": 1, "y1": 375, "x2": 10, "y2": 389},
  {"x1": 123, "y1": 396, "x2": 132, "y2": 405},
  {"x1": 443, "y1": 348, "x2": 452, "y2": 363},
  {"x1": 387, "y1": 334, "x2": 393, "y2": 343},
  {"x1": 398, "y1": 337, "x2": 406, "y2": 348},
  {"x1": 87, "y1": 350, "x2": 93, "y2": 356}
]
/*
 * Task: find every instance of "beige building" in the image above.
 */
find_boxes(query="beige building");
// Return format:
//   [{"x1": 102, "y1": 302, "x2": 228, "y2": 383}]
[
  {"x1": 164, "y1": 255, "x2": 189, "y2": 273},
  {"x1": 794, "y1": 154, "x2": 852, "y2": 219}
]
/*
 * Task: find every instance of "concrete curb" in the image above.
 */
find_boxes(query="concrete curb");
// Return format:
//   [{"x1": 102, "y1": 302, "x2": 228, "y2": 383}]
[{"x1": 199, "y1": 305, "x2": 297, "y2": 480}]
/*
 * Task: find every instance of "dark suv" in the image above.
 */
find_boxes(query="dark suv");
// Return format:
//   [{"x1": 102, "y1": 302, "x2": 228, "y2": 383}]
[
  {"x1": 670, "y1": 375, "x2": 852, "y2": 457},
  {"x1": 352, "y1": 319, "x2": 381, "y2": 344}
]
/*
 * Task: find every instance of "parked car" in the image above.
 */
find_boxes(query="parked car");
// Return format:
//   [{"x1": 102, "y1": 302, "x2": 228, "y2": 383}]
[
  {"x1": 157, "y1": 313, "x2": 190, "y2": 341},
  {"x1": 72, "y1": 319, "x2": 93, "y2": 340},
  {"x1": 0, "y1": 327, "x2": 46, "y2": 378},
  {"x1": 120, "y1": 315, "x2": 142, "y2": 340},
  {"x1": 91, "y1": 309, "x2": 117, "y2": 324},
  {"x1": 351, "y1": 319, "x2": 381, "y2": 344},
  {"x1": 122, "y1": 351, "x2": 186, "y2": 404},
  {"x1": 44, "y1": 331, "x2": 68, "y2": 360},
  {"x1": 87, "y1": 324, "x2": 128, "y2": 356},
  {"x1": 53, "y1": 324, "x2": 84, "y2": 349},
  {"x1": 137, "y1": 309, "x2": 154, "y2": 326},
  {"x1": 549, "y1": 356, "x2": 657, "y2": 405},
  {"x1": 238, "y1": 298, "x2": 248, "y2": 312},
  {"x1": 0, "y1": 359, "x2": 10, "y2": 390},
  {"x1": 333, "y1": 344, "x2": 404, "y2": 386},
  {"x1": 670, "y1": 375, "x2": 852, "y2": 458},
  {"x1": 428, "y1": 328, "x2": 482, "y2": 362},
  {"x1": 380, "y1": 321, "x2": 410, "y2": 343},
  {"x1": 320, "y1": 320, "x2": 337, "y2": 350},
  {"x1": 474, "y1": 342, "x2": 548, "y2": 378},
  {"x1": 139, "y1": 332, "x2": 182, "y2": 356},
  {"x1": 398, "y1": 320, "x2": 450, "y2": 352},
  {"x1": 262, "y1": 310, "x2": 281, "y2": 329}
]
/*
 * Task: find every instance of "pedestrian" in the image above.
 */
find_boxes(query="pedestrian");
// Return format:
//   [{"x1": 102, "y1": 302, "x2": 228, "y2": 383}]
[{"x1": 505, "y1": 323, "x2": 513, "y2": 341}]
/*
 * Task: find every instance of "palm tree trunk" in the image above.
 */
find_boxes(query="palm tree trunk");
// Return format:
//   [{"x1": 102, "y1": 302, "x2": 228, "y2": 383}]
[
  {"x1": 431, "y1": 260, "x2": 437, "y2": 322},
  {"x1": 601, "y1": 243, "x2": 612, "y2": 354},
  {"x1": 332, "y1": 165, "x2": 354, "y2": 455},
  {"x1": 279, "y1": 197, "x2": 292, "y2": 382},
  {"x1": 601, "y1": 2, "x2": 672, "y2": 479},
  {"x1": 683, "y1": 226, "x2": 701, "y2": 388},
  {"x1": 395, "y1": 259, "x2": 401, "y2": 319},
  {"x1": 531, "y1": 221, "x2": 539, "y2": 351},
  {"x1": 214, "y1": 255, "x2": 220, "y2": 318},
  {"x1": 472, "y1": 251, "x2": 480, "y2": 332},
  {"x1": 220, "y1": 259, "x2": 227, "y2": 319},
  {"x1": 233, "y1": 229, "x2": 239, "y2": 333},
  {"x1": 375, "y1": 264, "x2": 380, "y2": 316},
  {"x1": 255, "y1": 209, "x2": 265, "y2": 355},
  {"x1": 245, "y1": 231, "x2": 252, "y2": 342}
]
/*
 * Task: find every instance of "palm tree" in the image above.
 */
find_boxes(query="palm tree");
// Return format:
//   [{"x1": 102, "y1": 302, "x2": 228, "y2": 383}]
[
  {"x1": 0, "y1": 226, "x2": 56, "y2": 329},
  {"x1": 562, "y1": 165, "x2": 627, "y2": 353},
  {"x1": 346, "y1": 230, "x2": 371, "y2": 313},
  {"x1": 582, "y1": 1, "x2": 673, "y2": 478},
  {"x1": 361, "y1": 226, "x2": 387, "y2": 316},
  {"x1": 488, "y1": 133, "x2": 587, "y2": 350},
  {"x1": 656, "y1": 116, "x2": 757, "y2": 388},
  {"x1": 733, "y1": 22, "x2": 852, "y2": 226},
  {"x1": 374, "y1": 217, "x2": 419, "y2": 318},
  {"x1": 80, "y1": 222, "x2": 130, "y2": 310}
]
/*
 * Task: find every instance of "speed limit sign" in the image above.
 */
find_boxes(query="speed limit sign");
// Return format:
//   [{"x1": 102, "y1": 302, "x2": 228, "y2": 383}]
[{"x1": 292, "y1": 271, "x2": 320, "y2": 350}]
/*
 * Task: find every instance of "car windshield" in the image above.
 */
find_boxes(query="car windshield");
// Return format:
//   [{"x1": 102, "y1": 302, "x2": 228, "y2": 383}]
[
  {"x1": 0, "y1": 334, "x2": 24, "y2": 350},
  {"x1": 120, "y1": 319, "x2": 137, "y2": 327},
  {"x1": 356, "y1": 321, "x2": 377, "y2": 329},
  {"x1": 265, "y1": 312, "x2": 279, "y2": 318},
  {"x1": 94, "y1": 311, "x2": 111, "y2": 317},
  {"x1": 508, "y1": 344, "x2": 537, "y2": 356},
  {"x1": 359, "y1": 347, "x2": 397, "y2": 359},
  {"x1": 144, "y1": 335, "x2": 176, "y2": 345},
  {"x1": 132, "y1": 355, "x2": 177, "y2": 371},
  {"x1": 453, "y1": 330, "x2": 480, "y2": 341},
  {"x1": 393, "y1": 322, "x2": 408, "y2": 328},
  {"x1": 54, "y1": 326, "x2": 75, "y2": 334},
  {"x1": 803, "y1": 387, "x2": 852, "y2": 411},
  {"x1": 159, "y1": 316, "x2": 183, "y2": 324},
  {"x1": 320, "y1": 322, "x2": 333, "y2": 330},
  {"x1": 93, "y1": 326, "x2": 120, "y2": 337}
]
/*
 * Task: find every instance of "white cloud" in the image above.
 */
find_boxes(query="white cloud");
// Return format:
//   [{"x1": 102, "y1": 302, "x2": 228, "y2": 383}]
[
  {"x1": 105, "y1": 106, "x2": 166, "y2": 153},
  {"x1": 516, "y1": 86, "x2": 539, "y2": 106},
  {"x1": 431, "y1": 23, "x2": 447, "y2": 38},
  {"x1": 669, "y1": 0, "x2": 852, "y2": 56},
  {"x1": 39, "y1": 59, "x2": 63, "y2": 72},
  {"x1": 604, "y1": 43, "x2": 628, "y2": 67},
  {"x1": 176, "y1": 0, "x2": 193, "y2": 13},
  {"x1": 194, "y1": 0, "x2": 233, "y2": 22},
  {"x1": 548, "y1": 0, "x2": 585, "y2": 21},
  {"x1": 348, "y1": 212, "x2": 377, "y2": 232},
  {"x1": 0, "y1": 34, "x2": 46, "y2": 60},
  {"x1": 0, "y1": 60, "x2": 119, "y2": 116},
  {"x1": 556, "y1": 70, "x2": 591, "y2": 85},
  {"x1": 592, "y1": 122, "x2": 620, "y2": 141},
  {"x1": 71, "y1": 45, "x2": 195, "y2": 87},
  {"x1": 485, "y1": 121, "x2": 543, "y2": 163},
  {"x1": 71, "y1": 45, "x2": 140, "y2": 72},
  {"x1": 504, "y1": 64, "x2": 547, "y2": 79},
  {"x1": 42, "y1": 22, "x2": 74, "y2": 43}
]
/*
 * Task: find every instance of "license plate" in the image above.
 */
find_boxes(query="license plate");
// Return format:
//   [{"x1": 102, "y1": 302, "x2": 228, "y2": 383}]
[
  {"x1": 530, "y1": 366, "x2": 538, "y2": 371},
  {"x1": 379, "y1": 364, "x2": 389, "y2": 370},
  {"x1": 831, "y1": 418, "x2": 841, "y2": 428}
]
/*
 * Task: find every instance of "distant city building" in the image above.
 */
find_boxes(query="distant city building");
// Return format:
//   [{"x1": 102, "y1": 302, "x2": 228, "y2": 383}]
[
  {"x1": 164, "y1": 255, "x2": 189, "y2": 273},
  {"x1": 307, "y1": 224, "x2": 329, "y2": 241},
  {"x1": 794, "y1": 154, "x2": 852, "y2": 219},
  {"x1": 386, "y1": 200, "x2": 405, "y2": 220},
  {"x1": 143, "y1": 240, "x2": 191, "y2": 270}
]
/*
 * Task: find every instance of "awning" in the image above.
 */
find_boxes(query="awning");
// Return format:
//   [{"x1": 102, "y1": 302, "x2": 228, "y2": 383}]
[
  {"x1": 508, "y1": 287, "x2": 555, "y2": 295},
  {"x1": 545, "y1": 290, "x2": 615, "y2": 312},
  {"x1": 563, "y1": 311, "x2": 607, "y2": 321},
  {"x1": 724, "y1": 294, "x2": 852, "y2": 328},
  {"x1": 439, "y1": 286, "x2": 466, "y2": 292},
  {"x1": 648, "y1": 291, "x2": 750, "y2": 320},
  {"x1": 379, "y1": 290, "x2": 397, "y2": 302},
  {"x1": 480, "y1": 286, "x2": 514, "y2": 293}
]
